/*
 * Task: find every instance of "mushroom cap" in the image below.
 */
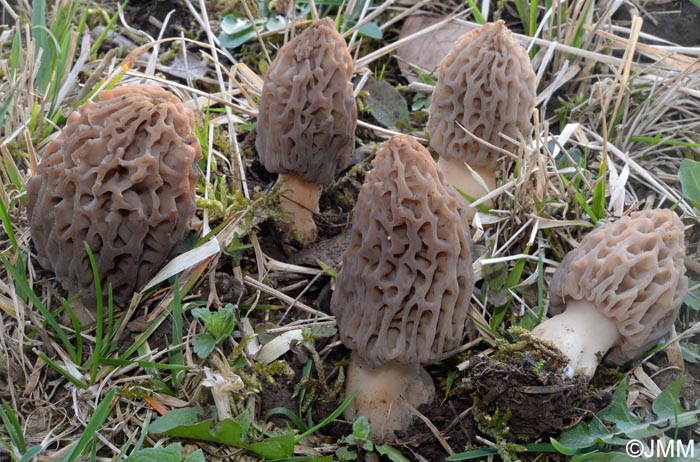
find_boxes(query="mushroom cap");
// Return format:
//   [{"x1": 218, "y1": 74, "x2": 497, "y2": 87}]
[
  {"x1": 27, "y1": 84, "x2": 202, "y2": 305},
  {"x1": 331, "y1": 135, "x2": 475, "y2": 368},
  {"x1": 549, "y1": 209, "x2": 688, "y2": 364},
  {"x1": 256, "y1": 17, "x2": 357, "y2": 185},
  {"x1": 428, "y1": 20, "x2": 536, "y2": 168}
]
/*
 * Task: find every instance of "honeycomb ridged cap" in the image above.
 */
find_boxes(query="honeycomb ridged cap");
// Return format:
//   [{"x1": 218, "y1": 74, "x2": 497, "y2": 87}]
[
  {"x1": 549, "y1": 209, "x2": 688, "y2": 364},
  {"x1": 27, "y1": 84, "x2": 202, "y2": 305},
  {"x1": 428, "y1": 20, "x2": 536, "y2": 168},
  {"x1": 331, "y1": 135, "x2": 475, "y2": 367},
  {"x1": 256, "y1": 17, "x2": 357, "y2": 184}
]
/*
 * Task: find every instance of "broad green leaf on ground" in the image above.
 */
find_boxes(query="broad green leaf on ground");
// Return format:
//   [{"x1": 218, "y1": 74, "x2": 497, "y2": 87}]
[
  {"x1": 149, "y1": 408, "x2": 244, "y2": 445},
  {"x1": 123, "y1": 443, "x2": 205, "y2": 462},
  {"x1": 219, "y1": 15, "x2": 285, "y2": 50},
  {"x1": 148, "y1": 408, "x2": 294, "y2": 459},
  {"x1": 358, "y1": 22, "x2": 382, "y2": 40},
  {"x1": 681, "y1": 341, "x2": 700, "y2": 363},
  {"x1": 124, "y1": 443, "x2": 182, "y2": 462},
  {"x1": 679, "y1": 158, "x2": 700, "y2": 208},
  {"x1": 555, "y1": 378, "x2": 700, "y2": 453},
  {"x1": 362, "y1": 76, "x2": 411, "y2": 130},
  {"x1": 685, "y1": 282, "x2": 700, "y2": 311}
]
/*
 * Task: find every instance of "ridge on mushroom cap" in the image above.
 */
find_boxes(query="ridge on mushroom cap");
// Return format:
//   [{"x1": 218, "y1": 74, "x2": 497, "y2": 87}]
[
  {"x1": 27, "y1": 84, "x2": 202, "y2": 305},
  {"x1": 428, "y1": 20, "x2": 536, "y2": 168},
  {"x1": 256, "y1": 17, "x2": 357, "y2": 185},
  {"x1": 331, "y1": 135, "x2": 474, "y2": 368},
  {"x1": 549, "y1": 209, "x2": 688, "y2": 364}
]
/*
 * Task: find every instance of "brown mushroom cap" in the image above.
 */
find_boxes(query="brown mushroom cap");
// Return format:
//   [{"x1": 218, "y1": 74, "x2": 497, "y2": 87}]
[
  {"x1": 428, "y1": 20, "x2": 536, "y2": 168},
  {"x1": 331, "y1": 135, "x2": 475, "y2": 368},
  {"x1": 256, "y1": 17, "x2": 357, "y2": 185},
  {"x1": 549, "y1": 209, "x2": 688, "y2": 364},
  {"x1": 27, "y1": 84, "x2": 202, "y2": 305}
]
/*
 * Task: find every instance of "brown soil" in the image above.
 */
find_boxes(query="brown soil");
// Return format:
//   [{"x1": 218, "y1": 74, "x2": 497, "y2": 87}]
[{"x1": 466, "y1": 349, "x2": 603, "y2": 439}]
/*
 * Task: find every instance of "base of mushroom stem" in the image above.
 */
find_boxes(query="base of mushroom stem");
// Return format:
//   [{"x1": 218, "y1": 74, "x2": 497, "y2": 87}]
[
  {"x1": 437, "y1": 156, "x2": 497, "y2": 221},
  {"x1": 531, "y1": 299, "x2": 621, "y2": 379},
  {"x1": 344, "y1": 354, "x2": 435, "y2": 441},
  {"x1": 276, "y1": 172, "x2": 322, "y2": 245}
]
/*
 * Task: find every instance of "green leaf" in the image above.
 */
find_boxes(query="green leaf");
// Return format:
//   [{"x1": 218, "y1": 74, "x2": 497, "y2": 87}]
[
  {"x1": 363, "y1": 76, "x2": 411, "y2": 130},
  {"x1": 191, "y1": 307, "x2": 213, "y2": 324},
  {"x1": 124, "y1": 443, "x2": 183, "y2": 462},
  {"x1": 206, "y1": 304, "x2": 237, "y2": 339},
  {"x1": 336, "y1": 446, "x2": 358, "y2": 461},
  {"x1": 149, "y1": 408, "x2": 244, "y2": 446},
  {"x1": 219, "y1": 17, "x2": 258, "y2": 50},
  {"x1": 246, "y1": 433, "x2": 295, "y2": 459},
  {"x1": 569, "y1": 452, "x2": 641, "y2": 462},
  {"x1": 352, "y1": 416, "x2": 371, "y2": 440},
  {"x1": 681, "y1": 341, "x2": 700, "y2": 363},
  {"x1": 358, "y1": 22, "x2": 382, "y2": 40},
  {"x1": 679, "y1": 159, "x2": 700, "y2": 208},
  {"x1": 376, "y1": 444, "x2": 410, "y2": 462},
  {"x1": 683, "y1": 282, "x2": 700, "y2": 311},
  {"x1": 447, "y1": 448, "x2": 498, "y2": 460},
  {"x1": 193, "y1": 333, "x2": 217, "y2": 359}
]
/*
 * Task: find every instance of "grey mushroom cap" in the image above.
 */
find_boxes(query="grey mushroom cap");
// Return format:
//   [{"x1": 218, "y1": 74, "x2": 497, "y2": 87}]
[
  {"x1": 549, "y1": 208, "x2": 688, "y2": 364},
  {"x1": 331, "y1": 135, "x2": 475, "y2": 368},
  {"x1": 27, "y1": 84, "x2": 202, "y2": 305}
]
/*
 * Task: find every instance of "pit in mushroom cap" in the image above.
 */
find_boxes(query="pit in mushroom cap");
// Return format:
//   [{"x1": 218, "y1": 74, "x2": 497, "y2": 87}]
[
  {"x1": 331, "y1": 135, "x2": 475, "y2": 439},
  {"x1": 256, "y1": 17, "x2": 357, "y2": 244},
  {"x1": 27, "y1": 84, "x2": 202, "y2": 307},
  {"x1": 428, "y1": 20, "x2": 536, "y2": 219},
  {"x1": 535, "y1": 208, "x2": 688, "y2": 378}
]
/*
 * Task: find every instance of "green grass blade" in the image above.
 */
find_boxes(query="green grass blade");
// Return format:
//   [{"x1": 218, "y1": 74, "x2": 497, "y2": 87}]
[
  {"x1": 466, "y1": 0, "x2": 486, "y2": 24},
  {"x1": 61, "y1": 389, "x2": 117, "y2": 462},
  {"x1": 0, "y1": 193, "x2": 18, "y2": 253},
  {"x1": 84, "y1": 244, "x2": 104, "y2": 384},
  {"x1": 31, "y1": 0, "x2": 51, "y2": 94},
  {"x1": 0, "y1": 402, "x2": 26, "y2": 454},
  {"x1": 34, "y1": 350, "x2": 87, "y2": 389},
  {"x1": 591, "y1": 154, "x2": 607, "y2": 221},
  {"x1": 0, "y1": 254, "x2": 77, "y2": 359},
  {"x1": 90, "y1": 4, "x2": 123, "y2": 56},
  {"x1": 295, "y1": 392, "x2": 356, "y2": 443}
]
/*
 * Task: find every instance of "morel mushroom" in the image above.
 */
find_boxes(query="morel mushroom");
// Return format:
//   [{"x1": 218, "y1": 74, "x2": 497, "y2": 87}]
[
  {"x1": 256, "y1": 17, "x2": 357, "y2": 244},
  {"x1": 27, "y1": 84, "x2": 202, "y2": 306},
  {"x1": 428, "y1": 21, "x2": 536, "y2": 218},
  {"x1": 331, "y1": 135, "x2": 475, "y2": 439},
  {"x1": 534, "y1": 209, "x2": 688, "y2": 378}
]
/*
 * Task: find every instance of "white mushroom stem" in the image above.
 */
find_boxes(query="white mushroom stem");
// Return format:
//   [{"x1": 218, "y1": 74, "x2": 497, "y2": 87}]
[
  {"x1": 344, "y1": 354, "x2": 435, "y2": 441},
  {"x1": 437, "y1": 156, "x2": 497, "y2": 221},
  {"x1": 531, "y1": 299, "x2": 621, "y2": 378},
  {"x1": 276, "y1": 172, "x2": 322, "y2": 245}
]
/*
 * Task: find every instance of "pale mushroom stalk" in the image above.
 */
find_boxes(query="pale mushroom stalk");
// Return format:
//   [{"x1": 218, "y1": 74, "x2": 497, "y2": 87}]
[
  {"x1": 332, "y1": 135, "x2": 475, "y2": 440},
  {"x1": 429, "y1": 21, "x2": 535, "y2": 221},
  {"x1": 277, "y1": 172, "x2": 322, "y2": 244},
  {"x1": 256, "y1": 18, "x2": 356, "y2": 245},
  {"x1": 531, "y1": 299, "x2": 620, "y2": 378},
  {"x1": 535, "y1": 209, "x2": 687, "y2": 380},
  {"x1": 344, "y1": 355, "x2": 435, "y2": 437},
  {"x1": 437, "y1": 156, "x2": 497, "y2": 214}
]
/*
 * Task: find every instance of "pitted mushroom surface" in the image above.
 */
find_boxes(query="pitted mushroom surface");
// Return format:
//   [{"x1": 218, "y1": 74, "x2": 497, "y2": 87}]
[
  {"x1": 27, "y1": 84, "x2": 202, "y2": 306},
  {"x1": 534, "y1": 209, "x2": 688, "y2": 377},
  {"x1": 331, "y1": 134, "x2": 474, "y2": 438},
  {"x1": 428, "y1": 21, "x2": 535, "y2": 217},
  {"x1": 256, "y1": 17, "x2": 357, "y2": 244}
]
